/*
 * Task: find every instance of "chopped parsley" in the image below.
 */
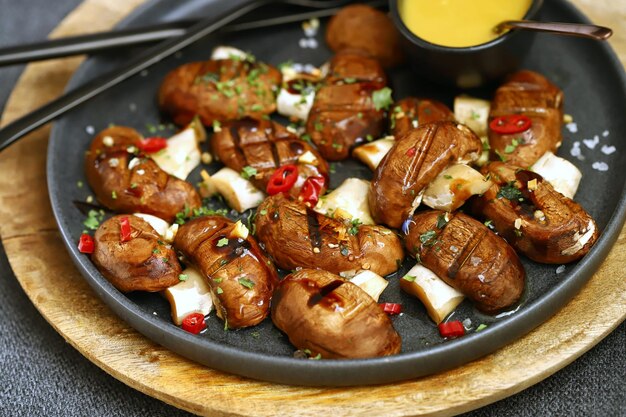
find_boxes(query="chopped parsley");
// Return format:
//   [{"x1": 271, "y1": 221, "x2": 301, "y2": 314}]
[
  {"x1": 504, "y1": 138, "x2": 524, "y2": 154},
  {"x1": 497, "y1": 182, "x2": 523, "y2": 201},
  {"x1": 216, "y1": 238, "x2": 229, "y2": 247},
  {"x1": 83, "y1": 209, "x2": 104, "y2": 231},
  {"x1": 178, "y1": 274, "x2": 188, "y2": 281},
  {"x1": 419, "y1": 230, "x2": 438, "y2": 247},
  {"x1": 259, "y1": 209, "x2": 267, "y2": 216},
  {"x1": 111, "y1": 190, "x2": 117, "y2": 200},
  {"x1": 212, "y1": 120, "x2": 221, "y2": 131},
  {"x1": 348, "y1": 218, "x2": 362, "y2": 235},
  {"x1": 372, "y1": 87, "x2": 393, "y2": 111},
  {"x1": 436, "y1": 213, "x2": 449, "y2": 229},
  {"x1": 250, "y1": 104, "x2": 263, "y2": 112},
  {"x1": 314, "y1": 121, "x2": 324, "y2": 132},
  {"x1": 476, "y1": 324, "x2": 488, "y2": 332},
  {"x1": 240, "y1": 166, "x2": 258, "y2": 180},
  {"x1": 238, "y1": 277, "x2": 255, "y2": 289},
  {"x1": 216, "y1": 287, "x2": 224, "y2": 295}
]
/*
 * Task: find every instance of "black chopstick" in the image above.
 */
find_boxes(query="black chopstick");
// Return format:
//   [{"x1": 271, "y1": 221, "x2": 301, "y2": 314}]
[{"x1": 0, "y1": 0, "x2": 386, "y2": 67}]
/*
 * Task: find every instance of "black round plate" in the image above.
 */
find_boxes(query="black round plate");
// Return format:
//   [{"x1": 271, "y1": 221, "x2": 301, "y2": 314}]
[{"x1": 47, "y1": 0, "x2": 626, "y2": 386}]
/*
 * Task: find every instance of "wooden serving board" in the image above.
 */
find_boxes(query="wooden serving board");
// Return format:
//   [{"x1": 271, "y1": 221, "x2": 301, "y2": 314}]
[{"x1": 0, "y1": 0, "x2": 624, "y2": 415}]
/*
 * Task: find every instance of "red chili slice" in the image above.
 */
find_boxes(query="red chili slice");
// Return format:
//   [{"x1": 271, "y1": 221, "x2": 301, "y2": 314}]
[
  {"x1": 181, "y1": 313, "x2": 206, "y2": 334},
  {"x1": 405, "y1": 147, "x2": 416, "y2": 157},
  {"x1": 438, "y1": 320, "x2": 465, "y2": 338},
  {"x1": 136, "y1": 136, "x2": 167, "y2": 153},
  {"x1": 489, "y1": 115, "x2": 532, "y2": 135},
  {"x1": 266, "y1": 164, "x2": 299, "y2": 195},
  {"x1": 78, "y1": 234, "x2": 94, "y2": 254},
  {"x1": 379, "y1": 303, "x2": 402, "y2": 315},
  {"x1": 119, "y1": 216, "x2": 132, "y2": 242},
  {"x1": 299, "y1": 176, "x2": 326, "y2": 206}
]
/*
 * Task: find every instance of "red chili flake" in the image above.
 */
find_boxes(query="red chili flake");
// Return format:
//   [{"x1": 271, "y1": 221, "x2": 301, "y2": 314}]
[
  {"x1": 489, "y1": 115, "x2": 531, "y2": 135},
  {"x1": 136, "y1": 137, "x2": 167, "y2": 153},
  {"x1": 438, "y1": 320, "x2": 466, "y2": 338},
  {"x1": 299, "y1": 176, "x2": 326, "y2": 206},
  {"x1": 379, "y1": 303, "x2": 402, "y2": 315},
  {"x1": 181, "y1": 313, "x2": 206, "y2": 334},
  {"x1": 77, "y1": 234, "x2": 94, "y2": 254},
  {"x1": 119, "y1": 216, "x2": 132, "y2": 242},
  {"x1": 406, "y1": 147, "x2": 416, "y2": 157},
  {"x1": 266, "y1": 164, "x2": 299, "y2": 195}
]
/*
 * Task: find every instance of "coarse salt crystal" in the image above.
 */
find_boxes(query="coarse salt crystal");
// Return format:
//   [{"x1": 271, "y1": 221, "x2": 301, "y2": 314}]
[
  {"x1": 570, "y1": 141, "x2": 584, "y2": 160},
  {"x1": 565, "y1": 122, "x2": 578, "y2": 133},
  {"x1": 602, "y1": 130, "x2": 609, "y2": 137},
  {"x1": 108, "y1": 158, "x2": 119, "y2": 167},
  {"x1": 85, "y1": 125, "x2": 95, "y2": 135},
  {"x1": 556, "y1": 265, "x2": 566, "y2": 274},
  {"x1": 583, "y1": 136, "x2": 599, "y2": 149},
  {"x1": 592, "y1": 161, "x2": 609, "y2": 172},
  {"x1": 601, "y1": 145, "x2": 616, "y2": 155}
]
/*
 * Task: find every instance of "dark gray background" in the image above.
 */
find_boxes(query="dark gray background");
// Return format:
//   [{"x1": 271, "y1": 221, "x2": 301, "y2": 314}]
[{"x1": 0, "y1": 0, "x2": 624, "y2": 416}]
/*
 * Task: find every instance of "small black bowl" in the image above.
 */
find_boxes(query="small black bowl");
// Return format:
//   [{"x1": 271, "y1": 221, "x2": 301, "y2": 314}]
[{"x1": 389, "y1": 0, "x2": 544, "y2": 88}]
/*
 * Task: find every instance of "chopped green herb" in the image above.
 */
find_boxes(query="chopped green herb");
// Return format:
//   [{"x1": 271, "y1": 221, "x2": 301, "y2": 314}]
[
  {"x1": 301, "y1": 134, "x2": 312, "y2": 143},
  {"x1": 250, "y1": 104, "x2": 263, "y2": 112},
  {"x1": 216, "y1": 238, "x2": 229, "y2": 247},
  {"x1": 130, "y1": 182, "x2": 138, "y2": 189},
  {"x1": 216, "y1": 287, "x2": 224, "y2": 295},
  {"x1": 357, "y1": 112, "x2": 363, "y2": 119},
  {"x1": 482, "y1": 140, "x2": 491, "y2": 151},
  {"x1": 343, "y1": 77, "x2": 357, "y2": 84},
  {"x1": 259, "y1": 209, "x2": 268, "y2": 216},
  {"x1": 436, "y1": 213, "x2": 449, "y2": 229},
  {"x1": 497, "y1": 182, "x2": 523, "y2": 201},
  {"x1": 470, "y1": 110, "x2": 481, "y2": 120},
  {"x1": 402, "y1": 275, "x2": 416, "y2": 282},
  {"x1": 213, "y1": 277, "x2": 223, "y2": 283},
  {"x1": 251, "y1": 331, "x2": 260, "y2": 338},
  {"x1": 329, "y1": 163, "x2": 336, "y2": 174},
  {"x1": 83, "y1": 209, "x2": 104, "y2": 231},
  {"x1": 484, "y1": 219, "x2": 493, "y2": 228},
  {"x1": 514, "y1": 229, "x2": 523, "y2": 237},
  {"x1": 240, "y1": 165, "x2": 258, "y2": 180},
  {"x1": 111, "y1": 191, "x2": 117, "y2": 200},
  {"x1": 348, "y1": 218, "x2": 362, "y2": 235},
  {"x1": 314, "y1": 121, "x2": 324, "y2": 131},
  {"x1": 212, "y1": 120, "x2": 221, "y2": 131},
  {"x1": 178, "y1": 274, "x2": 188, "y2": 281},
  {"x1": 443, "y1": 174, "x2": 453, "y2": 180},
  {"x1": 495, "y1": 149, "x2": 507, "y2": 162},
  {"x1": 238, "y1": 277, "x2": 255, "y2": 289},
  {"x1": 77, "y1": 181, "x2": 83, "y2": 188},
  {"x1": 419, "y1": 230, "x2": 438, "y2": 247},
  {"x1": 152, "y1": 248, "x2": 161, "y2": 255},
  {"x1": 372, "y1": 87, "x2": 393, "y2": 111},
  {"x1": 365, "y1": 134, "x2": 374, "y2": 142},
  {"x1": 475, "y1": 324, "x2": 488, "y2": 332}
]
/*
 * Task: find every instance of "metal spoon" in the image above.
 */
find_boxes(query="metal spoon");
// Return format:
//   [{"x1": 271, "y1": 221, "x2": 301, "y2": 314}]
[{"x1": 494, "y1": 20, "x2": 613, "y2": 40}]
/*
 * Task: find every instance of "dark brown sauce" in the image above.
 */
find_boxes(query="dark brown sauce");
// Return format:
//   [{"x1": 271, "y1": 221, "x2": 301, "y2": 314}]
[
  {"x1": 305, "y1": 207, "x2": 322, "y2": 250},
  {"x1": 305, "y1": 279, "x2": 345, "y2": 309}
]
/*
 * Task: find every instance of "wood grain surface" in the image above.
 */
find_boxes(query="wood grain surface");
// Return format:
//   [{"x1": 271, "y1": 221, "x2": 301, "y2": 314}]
[{"x1": 0, "y1": 0, "x2": 624, "y2": 416}]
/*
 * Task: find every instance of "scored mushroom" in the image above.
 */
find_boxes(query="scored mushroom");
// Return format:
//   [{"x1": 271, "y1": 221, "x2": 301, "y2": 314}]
[
  {"x1": 404, "y1": 210, "x2": 525, "y2": 314},
  {"x1": 305, "y1": 50, "x2": 388, "y2": 161},
  {"x1": 488, "y1": 70, "x2": 564, "y2": 167},
  {"x1": 369, "y1": 121, "x2": 483, "y2": 229},
  {"x1": 84, "y1": 126, "x2": 201, "y2": 223},
  {"x1": 173, "y1": 216, "x2": 278, "y2": 329},
  {"x1": 470, "y1": 162, "x2": 598, "y2": 264},
  {"x1": 255, "y1": 194, "x2": 404, "y2": 277},
  {"x1": 92, "y1": 215, "x2": 181, "y2": 293},
  {"x1": 271, "y1": 269, "x2": 402, "y2": 359},
  {"x1": 158, "y1": 54, "x2": 281, "y2": 127},
  {"x1": 210, "y1": 117, "x2": 329, "y2": 198}
]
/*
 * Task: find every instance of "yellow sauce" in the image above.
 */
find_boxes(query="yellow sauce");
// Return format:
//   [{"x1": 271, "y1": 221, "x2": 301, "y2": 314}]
[{"x1": 398, "y1": 0, "x2": 532, "y2": 47}]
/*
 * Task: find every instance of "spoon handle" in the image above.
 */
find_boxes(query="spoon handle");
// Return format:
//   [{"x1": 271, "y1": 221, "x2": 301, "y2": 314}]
[{"x1": 496, "y1": 20, "x2": 613, "y2": 40}]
